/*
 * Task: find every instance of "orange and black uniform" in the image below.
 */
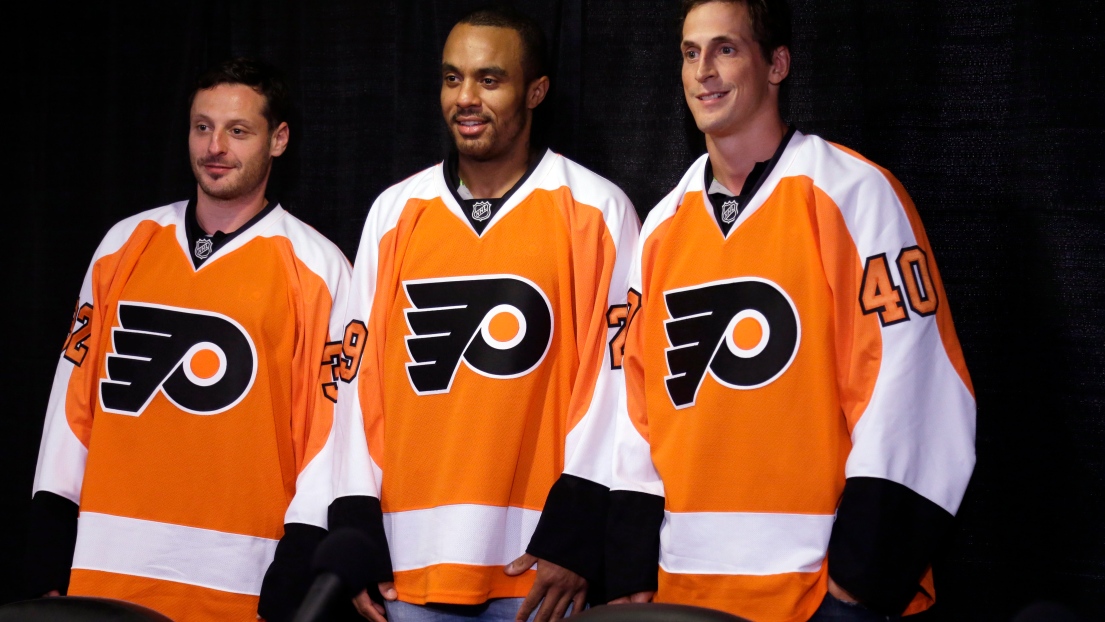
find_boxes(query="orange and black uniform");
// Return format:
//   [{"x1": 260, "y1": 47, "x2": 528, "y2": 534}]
[
  {"x1": 29, "y1": 200, "x2": 351, "y2": 621},
  {"x1": 330, "y1": 150, "x2": 639, "y2": 605},
  {"x1": 606, "y1": 130, "x2": 976, "y2": 622}
]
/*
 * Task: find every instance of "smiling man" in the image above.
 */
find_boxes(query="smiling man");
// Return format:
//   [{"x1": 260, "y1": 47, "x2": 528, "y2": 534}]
[
  {"x1": 326, "y1": 6, "x2": 638, "y2": 622},
  {"x1": 27, "y1": 58, "x2": 351, "y2": 621},
  {"x1": 604, "y1": 1, "x2": 977, "y2": 621}
]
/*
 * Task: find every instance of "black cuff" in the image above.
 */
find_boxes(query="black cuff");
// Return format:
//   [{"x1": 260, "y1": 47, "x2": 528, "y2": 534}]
[
  {"x1": 257, "y1": 523, "x2": 327, "y2": 622},
  {"x1": 24, "y1": 491, "x2": 79, "y2": 597},
  {"x1": 327, "y1": 495, "x2": 394, "y2": 584},
  {"x1": 605, "y1": 489, "x2": 665, "y2": 600},
  {"x1": 828, "y1": 476, "x2": 954, "y2": 615},
  {"x1": 527, "y1": 474, "x2": 610, "y2": 584}
]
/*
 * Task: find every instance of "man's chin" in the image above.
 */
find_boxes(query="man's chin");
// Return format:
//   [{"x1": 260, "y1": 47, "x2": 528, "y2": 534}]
[
  {"x1": 197, "y1": 180, "x2": 247, "y2": 201},
  {"x1": 454, "y1": 142, "x2": 497, "y2": 161}
]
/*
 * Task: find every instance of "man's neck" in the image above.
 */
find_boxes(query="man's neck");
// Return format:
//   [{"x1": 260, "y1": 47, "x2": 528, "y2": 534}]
[
  {"x1": 705, "y1": 111, "x2": 788, "y2": 194},
  {"x1": 457, "y1": 139, "x2": 532, "y2": 199},
  {"x1": 195, "y1": 181, "x2": 269, "y2": 235}
]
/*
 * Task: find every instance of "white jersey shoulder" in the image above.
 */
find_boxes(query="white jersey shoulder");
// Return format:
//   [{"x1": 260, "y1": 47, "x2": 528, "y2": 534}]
[
  {"x1": 538, "y1": 154, "x2": 631, "y2": 210},
  {"x1": 358, "y1": 166, "x2": 441, "y2": 248},
  {"x1": 261, "y1": 208, "x2": 351, "y2": 301},
  {"x1": 640, "y1": 154, "x2": 709, "y2": 244}
]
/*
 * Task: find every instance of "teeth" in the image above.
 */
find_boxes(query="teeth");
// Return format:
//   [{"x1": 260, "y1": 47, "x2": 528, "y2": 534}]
[{"x1": 700, "y1": 92, "x2": 725, "y2": 100}]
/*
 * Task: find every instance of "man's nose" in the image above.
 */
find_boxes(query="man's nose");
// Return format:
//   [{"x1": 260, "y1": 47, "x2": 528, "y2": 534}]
[
  {"x1": 456, "y1": 79, "x2": 480, "y2": 109},
  {"x1": 207, "y1": 131, "x2": 227, "y2": 154}
]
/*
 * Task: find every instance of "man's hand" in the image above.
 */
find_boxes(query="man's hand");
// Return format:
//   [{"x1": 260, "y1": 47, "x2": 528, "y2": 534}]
[
  {"x1": 827, "y1": 577, "x2": 859, "y2": 604},
  {"x1": 608, "y1": 592, "x2": 654, "y2": 605},
  {"x1": 352, "y1": 582, "x2": 396, "y2": 622},
  {"x1": 505, "y1": 553, "x2": 587, "y2": 622}
]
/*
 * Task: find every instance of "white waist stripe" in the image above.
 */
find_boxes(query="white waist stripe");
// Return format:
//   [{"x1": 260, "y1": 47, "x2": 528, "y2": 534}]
[
  {"x1": 72, "y1": 512, "x2": 278, "y2": 595},
  {"x1": 384, "y1": 504, "x2": 541, "y2": 571},
  {"x1": 659, "y1": 510, "x2": 834, "y2": 576}
]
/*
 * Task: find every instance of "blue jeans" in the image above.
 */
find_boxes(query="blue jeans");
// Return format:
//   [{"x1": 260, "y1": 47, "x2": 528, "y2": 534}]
[
  {"x1": 385, "y1": 598, "x2": 537, "y2": 622},
  {"x1": 807, "y1": 592, "x2": 901, "y2": 622}
]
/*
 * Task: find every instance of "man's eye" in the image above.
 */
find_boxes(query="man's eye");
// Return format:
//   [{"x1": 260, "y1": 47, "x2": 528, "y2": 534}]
[
  {"x1": 196, "y1": 124, "x2": 209, "y2": 131},
  {"x1": 721, "y1": 46, "x2": 735, "y2": 55},
  {"x1": 481, "y1": 78, "x2": 496, "y2": 86},
  {"x1": 444, "y1": 75, "x2": 459, "y2": 83},
  {"x1": 232, "y1": 128, "x2": 244, "y2": 135},
  {"x1": 685, "y1": 50, "x2": 698, "y2": 60}
]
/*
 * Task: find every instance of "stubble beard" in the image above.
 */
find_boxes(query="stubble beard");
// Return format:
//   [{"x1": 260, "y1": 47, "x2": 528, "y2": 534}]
[
  {"x1": 452, "y1": 105, "x2": 527, "y2": 163},
  {"x1": 193, "y1": 154, "x2": 272, "y2": 201}
]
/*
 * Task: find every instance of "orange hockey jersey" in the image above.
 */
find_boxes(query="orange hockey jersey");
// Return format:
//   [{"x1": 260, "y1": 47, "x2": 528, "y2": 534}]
[
  {"x1": 32, "y1": 201, "x2": 350, "y2": 621},
  {"x1": 607, "y1": 131, "x2": 976, "y2": 622},
  {"x1": 330, "y1": 150, "x2": 639, "y2": 605}
]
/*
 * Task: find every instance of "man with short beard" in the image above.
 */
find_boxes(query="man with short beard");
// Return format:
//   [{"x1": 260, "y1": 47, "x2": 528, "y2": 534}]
[
  {"x1": 604, "y1": 1, "x2": 976, "y2": 621},
  {"x1": 27, "y1": 58, "x2": 351, "y2": 622},
  {"x1": 328, "y1": 6, "x2": 638, "y2": 622}
]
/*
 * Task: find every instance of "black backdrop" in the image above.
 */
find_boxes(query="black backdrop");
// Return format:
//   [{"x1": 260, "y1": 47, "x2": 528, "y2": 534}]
[{"x1": 5, "y1": 1, "x2": 1104, "y2": 620}]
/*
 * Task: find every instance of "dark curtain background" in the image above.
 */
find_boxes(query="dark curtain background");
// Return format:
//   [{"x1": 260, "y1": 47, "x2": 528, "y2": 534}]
[{"x1": 4, "y1": 1, "x2": 1104, "y2": 620}]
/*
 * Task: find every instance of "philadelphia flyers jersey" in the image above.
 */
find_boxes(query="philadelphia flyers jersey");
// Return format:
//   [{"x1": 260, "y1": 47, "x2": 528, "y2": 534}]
[
  {"x1": 32, "y1": 200, "x2": 351, "y2": 621},
  {"x1": 330, "y1": 149, "x2": 639, "y2": 604},
  {"x1": 606, "y1": 131, "x2": 976, "y2": 622}
]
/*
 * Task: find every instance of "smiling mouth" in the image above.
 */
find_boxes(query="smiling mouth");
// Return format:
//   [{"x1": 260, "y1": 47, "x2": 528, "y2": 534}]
[
  {"x1": 454, "y1": 118, "x2": 489, "y2": 137},
  {"x1": 697, "y1": 91, "x2": 730, "y2": 101}
]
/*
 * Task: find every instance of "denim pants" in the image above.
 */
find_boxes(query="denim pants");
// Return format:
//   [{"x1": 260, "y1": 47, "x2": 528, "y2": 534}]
[
  {"x1": 807, "y1": 592, "x2": 902, "y2": 622},
  {"x1": 385, "y1": 598, "x2": 539, "y2": 622}
]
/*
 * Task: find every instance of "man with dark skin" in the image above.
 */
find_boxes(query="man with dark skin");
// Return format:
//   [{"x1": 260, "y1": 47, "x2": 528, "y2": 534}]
[
  {"x1": 329, "y1": 7, "x2": 638, "y2": 622},
  {"x1": 604, "y1": 1, "x2": 975, "y2": 621}
]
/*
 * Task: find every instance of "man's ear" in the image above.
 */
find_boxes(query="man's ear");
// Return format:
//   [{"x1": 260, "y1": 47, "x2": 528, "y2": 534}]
[
  {"x1": 768, "y1": 46, "x2": 791, "y2": 85},
  {"x1": 270, "y1": 121, "x2": 290, "y2": 157},
  {"x1": 527, "y1": 75, "x2": 550, "y2": 110}
]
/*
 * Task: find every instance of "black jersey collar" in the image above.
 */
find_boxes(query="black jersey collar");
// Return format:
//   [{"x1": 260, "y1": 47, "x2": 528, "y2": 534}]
[
  {"x1": 444, "y1": 149, "x2": 543, "y2": 236},
  {"x1": 184, "y1": 197, "x2": 276, "y2": 268},
  {"x1": 705, "y1": 125, "x2": 796, "y2": 237}
]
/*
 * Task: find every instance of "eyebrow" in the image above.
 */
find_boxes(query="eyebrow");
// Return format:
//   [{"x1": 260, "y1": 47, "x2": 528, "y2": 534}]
[
  {"x1": 682, "y1": 35, "x2": 738, "y2": 48},
  {"x1": 190, "y1": 115, "x2": 256, "y2": 127},
  {"x1": 442, "y1": 62, "x2": 509, "y2": 78}
]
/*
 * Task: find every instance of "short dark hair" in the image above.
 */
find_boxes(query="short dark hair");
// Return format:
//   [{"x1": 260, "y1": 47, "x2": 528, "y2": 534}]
[
  {"x1": 189, "y1": 58, "x2": 290, "y2": 132},
  {"x1": 456, "y1": 5, "x2": 548, "y2": 84},
  {"x1": 682, "y1": 0, "x2": 792, "y2": 64}
]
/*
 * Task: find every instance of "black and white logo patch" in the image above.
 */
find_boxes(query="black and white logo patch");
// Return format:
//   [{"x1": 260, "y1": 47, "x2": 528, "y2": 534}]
[
  {"x1": 100, "y1": 302, "x2": 257, "y2": 416},
  {"x1": 471, "y1": 200, "x2": 493, "y2": 222},
  {"x1": 663, "y1": 277, "x2": 800, "y2": 409},
  {"x1": 720, "y1": 200, "x2": 739, "y2": 224},
  {"x1": 403, "y1": 275, "x2": 553, "y2": 394},
  {"x1": 194, "y1": 237, "x2": 214, "y2": 260}
]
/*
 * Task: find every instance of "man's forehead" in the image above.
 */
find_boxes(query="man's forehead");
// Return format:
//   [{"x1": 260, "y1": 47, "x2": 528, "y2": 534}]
[
  {"x1": 191, "y1": 84, "x2": 265, "y2": 116},
  {"x1": 682, "y1": 2, "x2": 753, "y2": 43},
  {"x1": 442, "y1": 24, "x2": 524, "y2": 70}
]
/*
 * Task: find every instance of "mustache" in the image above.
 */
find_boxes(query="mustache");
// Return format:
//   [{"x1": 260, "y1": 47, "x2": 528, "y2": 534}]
[
  {"x1": 451, "y1": 108, "x2": 491, "y2": 123},
  {"x1": 197, "y1": 156, "x2": 236, "y2": 167}
]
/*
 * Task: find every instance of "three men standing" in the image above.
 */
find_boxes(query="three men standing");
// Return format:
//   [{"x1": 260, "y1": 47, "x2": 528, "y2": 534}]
[{"x1": 28, "y1": 3, "x2": 975, "y2": 622}]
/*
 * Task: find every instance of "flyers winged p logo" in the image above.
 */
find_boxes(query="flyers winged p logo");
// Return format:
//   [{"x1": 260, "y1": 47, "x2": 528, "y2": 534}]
[
  {"x1": 403, "y1": 275, "x2": 553, "y2": 394},
  {"x1": 100, "y1": 302, "x2": 258, "y2": 416},
  {"x1": 664, "y1": 277, "x2": 800, "y2": 409}
]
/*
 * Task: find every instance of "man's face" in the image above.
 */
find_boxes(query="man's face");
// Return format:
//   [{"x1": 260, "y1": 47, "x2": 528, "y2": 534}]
[
  {"x1": 440, "y1": 24, "x2": 533, "y2": 161},
  {"x1": 188, "y1": 84, "x2": 287, "y2": 201},
  {"x1": 682, "y1": 1, "x2": 783, "y2": 138}
]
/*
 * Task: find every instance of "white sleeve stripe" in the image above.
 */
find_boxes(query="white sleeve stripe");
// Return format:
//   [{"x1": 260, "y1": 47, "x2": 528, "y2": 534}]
[{"x1": 789, "y1": 136, "x2": 976, "y2": 514}]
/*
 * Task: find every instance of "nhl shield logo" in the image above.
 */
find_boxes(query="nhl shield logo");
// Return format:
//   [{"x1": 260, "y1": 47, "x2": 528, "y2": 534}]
[
  {"x1": 721, "y1": 200, "x2": 739, "y2": 224},
  {"x1": 471, "y1": 200, "x2": 493, "y2": 222},
  {"x1": 194, "y1": 237, "x2": 214, "y2": 260}
]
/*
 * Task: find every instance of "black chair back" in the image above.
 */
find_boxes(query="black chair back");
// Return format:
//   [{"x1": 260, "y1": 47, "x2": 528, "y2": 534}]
[
  {"x1": 575, "y1": 603, "x2": 751, "y2": 622},
  {"x1": 0, "y1": 596, "x2": 173, "y2": 622}
]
